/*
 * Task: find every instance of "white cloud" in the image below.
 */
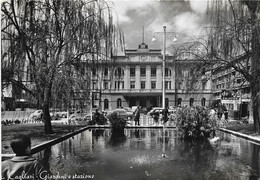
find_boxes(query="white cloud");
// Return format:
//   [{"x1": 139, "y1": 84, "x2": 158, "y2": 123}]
[
  {"x1": 174, "y1": 12, "x2": 204, "y2": 37},
  {"x1": 108, "y1": 0, "x2": 208, "y2": 48},
  {"x1": 189, "y1": 0, "x2": 207, "y2": 14},
  {"x1": 109, "y1": 0, "x2": 154, "y2": 24}
]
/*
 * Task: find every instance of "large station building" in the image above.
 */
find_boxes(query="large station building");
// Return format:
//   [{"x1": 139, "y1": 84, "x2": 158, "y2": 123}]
[{"x1": 91, "y1": 41, "x2": 213, "y2": 112}]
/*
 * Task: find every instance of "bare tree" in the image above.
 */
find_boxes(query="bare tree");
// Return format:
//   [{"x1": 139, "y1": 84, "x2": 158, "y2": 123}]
[
  {"x1": 1, "y1": 0, "x2": 119, "y2": 134},
  {"x1": 177, "y1": 0, "x2": 260, "y2": 133}
]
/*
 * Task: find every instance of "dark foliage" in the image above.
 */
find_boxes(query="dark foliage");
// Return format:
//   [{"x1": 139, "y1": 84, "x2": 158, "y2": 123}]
[{"x1": 176, "y1": 106, "x2": 218, "y2": 141}]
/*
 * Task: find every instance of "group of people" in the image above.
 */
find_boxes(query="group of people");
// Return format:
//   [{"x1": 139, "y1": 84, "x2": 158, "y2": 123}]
[
  {"x1": 210, "y1": 103, "x2": 229, "y2": 121},
  {"x1": 133, "y1": 106, "x2": 170, "y2": 126}
]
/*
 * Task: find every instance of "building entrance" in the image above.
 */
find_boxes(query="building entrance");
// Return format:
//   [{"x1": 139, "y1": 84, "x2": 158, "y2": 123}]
[
  {"x1": 126, "y1": 96, "x2": 161, "y2": 109},
  {"x1": 241, "y1": 102, "x2": 249, "y2": 118}
]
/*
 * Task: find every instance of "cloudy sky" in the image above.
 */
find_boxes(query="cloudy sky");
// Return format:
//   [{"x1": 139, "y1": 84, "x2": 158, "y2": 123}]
[{"x1": 108, "y1": 0, "x2": 209, "y2": 50}]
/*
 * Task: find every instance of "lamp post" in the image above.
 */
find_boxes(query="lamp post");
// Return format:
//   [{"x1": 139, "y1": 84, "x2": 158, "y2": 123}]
[
  {"x1": 162, "y1": 26, "x2": 166, "y2": 109},
  {"x1": 152, "y1": 26, "x2": 177, "y2": 108}
]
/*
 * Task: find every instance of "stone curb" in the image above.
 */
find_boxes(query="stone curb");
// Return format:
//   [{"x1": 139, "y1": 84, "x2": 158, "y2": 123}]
[
  {"x1": 31, "y1": 126, "x2": 90, "y2": 154},
  {"x1": 219, "y1": 128, "x2": 260, "y2": 144}
]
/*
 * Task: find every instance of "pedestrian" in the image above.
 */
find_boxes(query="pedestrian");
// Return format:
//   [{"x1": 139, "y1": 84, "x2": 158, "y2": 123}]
[
  {"x1": 2, "y1": 135, "x2": 45, "y2": 180},
  {"x1": 217, "y1": 103, "x2": 223, "y2": 119},
  {"x1": 153, "y1": 111, "x2": 159, "y2": 125},
  {"x1": 162, "y1": 107, "x2": 169, "y2": 124},
  {"x1": 134, "y1": 106, "x2": 140, "y2": 126},
  {"x1": 222, "y1": 104, "x2": 228, "y2": 122}
]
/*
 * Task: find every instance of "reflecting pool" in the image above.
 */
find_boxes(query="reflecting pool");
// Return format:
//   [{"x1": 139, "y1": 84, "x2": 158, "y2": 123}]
[{"x1": 36, "y1": 128, "x2": 260, "y2": 180}]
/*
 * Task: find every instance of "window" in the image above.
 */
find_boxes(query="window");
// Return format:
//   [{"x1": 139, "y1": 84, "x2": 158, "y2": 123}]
[
  {"x1": 115, "y1": 81, "x2": 124, "y2": 89},
  {"x1": 130, "y1": 81, "x2": 135, "y2": 89},
  {"x1": 178, "y1": 98, "x2": 182, "y2": 106},
  {"x1": 151, "y1": 67, "x2": 156, "y2": 77},
  {"x1": 117, "y1": 98, "x2": 122, "y2": 108},
  {"x1": 165, "y1": 98, "x2": 169, "y2": 108},
  {"x1": 201, "y1": 98, "x2": 206, "y2": 107},
  {"x1": 115, "y1": 68, "x2": 124, "y2": 77},
  {"x1": 151, "y1": 81, "x2": 156, "y2": 89},
  {"x1": 202, "y1": 81, "x2": 206, "y2": 90},
  {"x1": 104, "y1": 99, "x2": 109, "y2": 109},
  {"x1": 140, "y1": 67, "x2": 146, "y2": 77},
  {"x1": 92, "y1": 81, "x2": 97, "y2": 90},
  {"x1": 104, "y1": 81, "x2": 109, "y2": 89},
  {"x1": 177, "y1": 81, "x2": 182, "y2": 89},
  {"x1": 104, "y1": 68, "x2": 109, "y2": 76},
  {"x1": 190, "y1": 98, "x2": 194, "y2": 107},
  {"x1": 141, "y1": 81, "x2": 146, "y2": 89},
  {"x1": 165, "y1": 81, "x2": 171, "y2": 89},
  {"x1": 165, "y1": 68, "x2": 171, "y2": 77},
  {"x1": 130, "y1": 67, "x2": 135, "y2": 77},
  {"x1": 92, "y1": 92, "x2": 98, "y2": 100}
]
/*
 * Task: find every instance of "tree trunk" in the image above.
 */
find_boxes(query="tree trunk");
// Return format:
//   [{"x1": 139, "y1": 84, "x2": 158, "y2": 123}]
[
  {"x1": 251, "y1": 83, "x2": 260, "y2": 133},
  {"x1": 248, "y1": 2, "x2": 260, "y2": 133},
  {"x1": 42, "y1": 102, "x2": 53, "y2": 134},
  {"x1": 42, "y1": 86, "x2": 53, "y2": 134}
]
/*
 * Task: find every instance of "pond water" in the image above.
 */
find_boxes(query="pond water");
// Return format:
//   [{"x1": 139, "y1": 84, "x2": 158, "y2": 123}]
[{"x1": 36, "y1": 128, "x2": 260, "y2": 180}]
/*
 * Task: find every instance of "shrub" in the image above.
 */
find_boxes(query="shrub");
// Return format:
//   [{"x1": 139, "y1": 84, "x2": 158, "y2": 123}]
[
  {"x1": 94, "y1": 113, "x2": 107, "y2": 125},
  {"x1": 176, "y1": 106, "x2": 218, "y2": 141},
  {"x1": 88, "y1": 113, "x2": 107, "y2": 125},
  {"x1": 107, "y1": 112, "x2": 126, "y2": 134},
  {"x1": 14, "y1": 120, "x2": 21, "y2": 124}
]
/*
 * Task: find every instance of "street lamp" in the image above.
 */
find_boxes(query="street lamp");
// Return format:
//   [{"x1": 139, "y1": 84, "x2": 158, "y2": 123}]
[{"x1": 152, "y1": 26, "x2": 177, "y2": 108}]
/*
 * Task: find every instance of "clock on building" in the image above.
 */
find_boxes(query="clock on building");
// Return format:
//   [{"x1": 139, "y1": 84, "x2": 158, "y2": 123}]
[{"x1": 140, "y1": 55, "x2": 148, "y2": 61}]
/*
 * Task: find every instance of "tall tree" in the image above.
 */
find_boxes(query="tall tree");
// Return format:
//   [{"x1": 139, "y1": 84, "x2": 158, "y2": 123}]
[
  {"x1": 179, "y1": 0, "x2": 260, "y2": 133},
  {"x1": 1, "y1": 0, "x2": 119, "y2": 134}
]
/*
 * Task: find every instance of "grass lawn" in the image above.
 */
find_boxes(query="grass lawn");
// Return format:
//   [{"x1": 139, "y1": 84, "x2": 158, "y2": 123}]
[{"x1": 1, "y1": 123, "x2": 85, "y2": 154}]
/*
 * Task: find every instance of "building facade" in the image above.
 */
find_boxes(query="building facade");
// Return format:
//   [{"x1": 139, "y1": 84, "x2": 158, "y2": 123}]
[
  {"x1": 93, "y1": 42, "x2": 213, "y2": 112},
  {"x1": 212, "y1": 64, "x2": 252, "y2": 120}
]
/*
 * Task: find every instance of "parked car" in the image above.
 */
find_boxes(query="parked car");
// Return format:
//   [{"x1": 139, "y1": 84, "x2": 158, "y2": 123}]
[
  {"x1": 107, "y1": 108, "x2": 134, "y2": 121},
  {"x1": 69, "y1": 111, "x2": 89, "y2": 121},
  {"x1": 29, "y1": 110, "x2": 43, "y2": 120},
  {"x1": 147, "y1": 107, "x2": 164, "y2": 116},
  {"x1": 49, "y1": 109, "x2": 68, "y2": 118}
]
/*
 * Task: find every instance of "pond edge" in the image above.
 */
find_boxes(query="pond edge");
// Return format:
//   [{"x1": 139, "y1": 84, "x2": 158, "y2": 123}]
[{"x1": 2, "y1": 126, "x2": 260, "y2": 159}]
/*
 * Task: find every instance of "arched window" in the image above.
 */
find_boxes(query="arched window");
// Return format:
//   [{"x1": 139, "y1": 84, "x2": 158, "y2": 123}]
[
  {"x1": 165, "y1": 68, "x2": 171, "y2": 77},
  {"x1": 115, "y1": 68, "x2": 124, "y2": 77},
  {"x1": 104, "y1": 99, "x2": 109, "y2": 109},
  {"x1": 177, "y1": 98, "x2": 182, "y2": 106},
  {"x1": 201, "y1": 98, "x2": 206, "y2": 107},
  {"x1": 117, "y1": 98, "x2": 122, "y2": 108},
  {"x1": 165, "y1": 98, "x2": 169, "y2": 108},
  {"x1": 190, "y1": 98, "x2": 194, "y2": 107}
]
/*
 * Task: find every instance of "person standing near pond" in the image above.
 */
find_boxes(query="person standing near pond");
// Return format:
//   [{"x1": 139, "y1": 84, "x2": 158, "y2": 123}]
[
  {"x1": 2, "y1": 135, "x2": 45, "y2": 180},
  {"x1": 162, "y1": 107, "x2": 169, "y2": 124},
  {"x1": 134, "y1": 106, "x2": 140, "y2": 126}
]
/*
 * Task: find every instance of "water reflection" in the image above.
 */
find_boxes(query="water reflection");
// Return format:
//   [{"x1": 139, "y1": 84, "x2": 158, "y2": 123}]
[{"x1": 36, "y1": 129, "x2": 260, "y2": 180}]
